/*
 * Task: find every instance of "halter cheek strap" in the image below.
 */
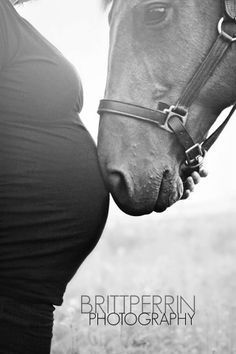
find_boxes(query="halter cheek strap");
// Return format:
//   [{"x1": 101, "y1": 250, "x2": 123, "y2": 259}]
[{"x1": 98, "y1": 0, "x2": 236, "y2": 177}]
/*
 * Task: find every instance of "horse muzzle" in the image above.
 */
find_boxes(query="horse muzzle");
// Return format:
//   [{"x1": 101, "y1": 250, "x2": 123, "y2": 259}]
[{"x1": 98, "y1": 159, "x2": 183, "y2": 215}]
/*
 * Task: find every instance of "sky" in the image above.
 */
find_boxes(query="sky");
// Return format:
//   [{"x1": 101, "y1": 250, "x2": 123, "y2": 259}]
[
  {"x1": 17, "y1": 0, "x2": 236, "y2": 218},
  {"x1": 18, "y1": 0, "x2": 109, "y2": 138}
]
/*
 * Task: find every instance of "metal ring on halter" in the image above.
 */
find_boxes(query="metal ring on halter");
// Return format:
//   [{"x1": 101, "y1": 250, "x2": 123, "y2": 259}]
[
  {"x1": 218, "y1": 17, "x2": 236, "y2": 42},
  {"x1": 185, "y1": 147, "x2": 206, "y2": 169},
  {"x1": 180, "y1": 149, "x2": 206, "y2": 179},
  {"x1": 162, "y1": 105, "x2": 188, "y2": 133}
]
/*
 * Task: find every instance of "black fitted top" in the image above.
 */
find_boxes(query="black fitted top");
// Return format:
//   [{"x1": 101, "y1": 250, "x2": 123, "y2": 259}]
[{"x1": 0, "y1": 0, "x2": 109, "y2": 305}]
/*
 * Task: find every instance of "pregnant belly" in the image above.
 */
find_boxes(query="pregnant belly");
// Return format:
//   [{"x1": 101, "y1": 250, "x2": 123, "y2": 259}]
[{"x1": 0, "y1": 121, "x2": 109, "y2": 305}]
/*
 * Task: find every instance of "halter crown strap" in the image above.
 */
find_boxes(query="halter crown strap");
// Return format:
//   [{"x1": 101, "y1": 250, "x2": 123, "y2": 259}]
[{"x1": 175, "y1": 26, "x2": 235, "y2": 111}]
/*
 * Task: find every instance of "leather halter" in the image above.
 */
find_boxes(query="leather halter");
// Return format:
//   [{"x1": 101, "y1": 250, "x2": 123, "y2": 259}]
[{"x1": 98, "y1": 0, "x2": 236, "y2": 177}]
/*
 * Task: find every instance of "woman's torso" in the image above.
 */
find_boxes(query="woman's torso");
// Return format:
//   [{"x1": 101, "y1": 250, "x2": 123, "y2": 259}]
[{"x1": 0, "y1": 0, "x2": 109, "y2": 306}]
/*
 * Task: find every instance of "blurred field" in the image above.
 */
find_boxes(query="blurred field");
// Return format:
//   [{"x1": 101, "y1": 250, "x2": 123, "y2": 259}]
[{"x1": 51, "y1": 196, "x2": 236, "y2": 354}]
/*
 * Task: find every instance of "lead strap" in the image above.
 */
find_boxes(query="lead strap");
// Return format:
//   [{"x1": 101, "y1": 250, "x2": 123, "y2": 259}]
[{"x1": 202, "y1": 103, "x2": 236, "y2": 151}]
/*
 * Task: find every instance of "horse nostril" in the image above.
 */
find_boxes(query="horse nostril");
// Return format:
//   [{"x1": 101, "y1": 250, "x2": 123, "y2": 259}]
[{"x1": 108, "y1": 170, "x2": 132, "y2": 201}]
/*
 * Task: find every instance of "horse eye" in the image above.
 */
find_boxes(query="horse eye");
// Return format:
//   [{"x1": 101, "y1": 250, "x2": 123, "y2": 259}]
[{"x1": 145, "y1": 4, "x2": 169, "y2": 25}]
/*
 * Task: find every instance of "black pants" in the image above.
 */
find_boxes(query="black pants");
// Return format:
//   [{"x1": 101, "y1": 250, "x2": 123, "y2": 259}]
[{"x1": 0, "y1": 297, "x2": 54, "y2": 354}]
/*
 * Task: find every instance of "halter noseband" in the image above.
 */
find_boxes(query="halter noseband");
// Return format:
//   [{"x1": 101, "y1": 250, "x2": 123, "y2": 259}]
[{"x1": 98, "y1": 0, "x2": 236, "y2": 177}]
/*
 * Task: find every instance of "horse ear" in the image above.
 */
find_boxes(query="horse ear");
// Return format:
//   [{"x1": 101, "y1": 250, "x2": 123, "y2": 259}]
[{"x1": 225, "y1": 0, "x2": 236, "y2": 20}]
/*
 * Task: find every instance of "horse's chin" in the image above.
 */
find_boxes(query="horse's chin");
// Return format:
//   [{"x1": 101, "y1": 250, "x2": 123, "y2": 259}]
[
  {"x1": 154, "y1": 175, "x2": 184, "y2": 213},
  {"x1": 112, "y1": 199, "x2": 154, "y2": 216},
  {"x1": 111, "y1": 190, "x2": 156, "y2": 216}
]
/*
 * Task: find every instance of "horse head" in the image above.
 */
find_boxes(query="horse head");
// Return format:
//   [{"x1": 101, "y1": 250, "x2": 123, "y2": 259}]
[{"x1": 98, "y1": 0, "x2": 236, "y2": 215}]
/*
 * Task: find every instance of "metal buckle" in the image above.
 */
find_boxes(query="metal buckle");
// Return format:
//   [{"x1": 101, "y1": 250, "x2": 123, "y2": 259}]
[
  {"x1": 218, "y1": 17, "x2": 236, "y2": 42},
  {"x1": 185, "y1": 144, "x2": 205, "y2": 166},
  {"x1": 162, "y1": 105, "x2": 188, "y2": 132}
]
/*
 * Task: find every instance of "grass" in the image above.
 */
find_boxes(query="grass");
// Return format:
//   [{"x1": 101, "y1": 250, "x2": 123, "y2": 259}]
[{"x1": 51, "y1": 201, "x2": 236, "y2": 354}]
